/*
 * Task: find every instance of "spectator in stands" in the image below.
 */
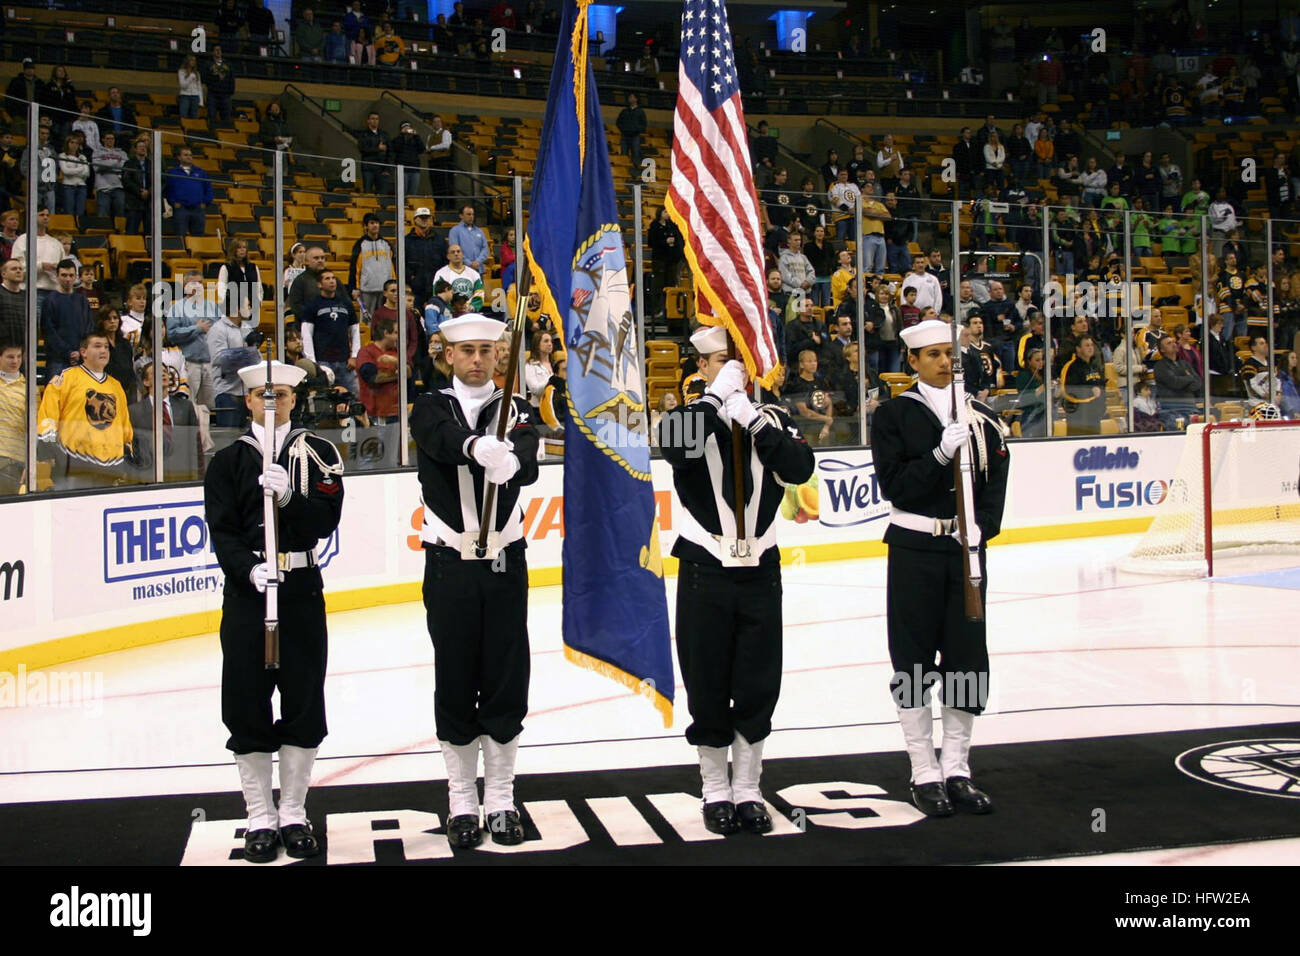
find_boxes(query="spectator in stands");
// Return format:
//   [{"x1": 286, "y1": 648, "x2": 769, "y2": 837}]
[
  {"x1": 352, "y1": 27, "x2": 377, "y2": 65},
  {"x1": 1061, "y1": 334, "x2": 1105, "y2": 435},
  {"x1": 357, "y1": 112, "x2": 390, "y2": 194},
  {"x1": 216, "y1": 0, "x2": 246, "y2": 51},
  {"x1": 820, "y1": 148, "x2": 840, "y2": 192},
  {"x1": 1079, "y1": 155, "x2": 1107, "y2": 209},
  {"x1": 617, "y1": 92, "x2": 647, "y2": 169},
  {"x1": 288, "y1": 245, "x2": 327, "y2": 321},
  {"x1": 349, "y1": 212, "x2": 396, "y2": 319},
  {"x1": 859, "y1": 182, "x2": 889, "y2": 275},
  {"x1": 1181, "y1": 177, "x2": 1210, "y2": 216},
  {"x1": 376, "y1": 21, "x2": 406, "y2": 65},
  {"x1": 370, "y1": 278, "x2": 420, "y2": 375},
  {"x1": 0, "y1": 340, "x2": 25, "y2": 493},
  {"x1": 868, "y1": 282, "x2": 901, "y2": 373},
  {"x1": 778, "y1": 231, "x2": 816, "y2": 301},
  {"x1": 1239, "y1": 333, "x2": 1270, "y2": 388},
  {"x1": 1106, "y1": 151, "x2": 1134, "y2": 199},
  {"x1": 974, "y1": 114, "x2": 1001, "y2": 154},
  {"x1": 785, "y1": 347, "x2": 835, "y2": 445},
  {"x1": 980, "y1": 279, "x2": 1020, "y2": 374},
  {"x1": 119, "y1": 283, "x2": 147, "y2": 351},
  {"x1": 20, "y1": 124, "x2": 56, "y2": 214},
  {"x1": 1013, "y1": 347, "x2": 1046, "y2": 436},
  {"x1": 68, "y1": 102, "x2": 100, "y2": 155},
  {"x1": 875, "y1": 134, "x2": 904, "y2": 195},
  {"x1": 95, "y1": 87, "x2": 137, "y2": 142},
  {"x1": 39, "y1": 65, "x2": 77, "y2": 138},
  {"x1": 388, "y1": 121, "x2": 423, "y2": 197},
  {"x1": 97, "y1": 307, "x2": 138, "y2": 401},
  {"x1": 423, "y1": 277, "x2": 454, "y2": 336},
  {"x1": 91, "y1": 131, "x2": 127, "y2": 221},
  {"x1": 425, "y1": 114, "x2": 453, "y2": 200},
  {"x1": 449, "y1": 204, "x2": 489, "y2": 275},
  {"x1": 121, "y1": 136, "x2": 153, "y2": 236},
  {"x1": 1133, "y1": 150, "x2": 1162, "y2": 212},
  {"x1": 0, "y1": 134, "x2": 20, "y2": 210},
  {"x1": 1267, "y1": 153, "x2": 1294, "y2": 220},
  {"x1": 324, "y1": 21, "x2": 349, "y2": 63},
  {"x1": 648, "y1": 205, "x2": 683, "y2": 318},
  {"x1": 356, "y1": 317, "x2": 402, "y2": 424},
  {"x1": 301, "y1": 269, "x2": 360, "y2": 394},
  {"x1": 827, "y1": 167, "x2": 860, "y2": 246},
  {"x1": 11, "y1": 206, "x2": 59, "y2": 315},
  {"x1": 1173, "y1": 323, "x2": 1202, "y2": 371},
  {"x1": 524, "y1": 329, "x2": 556, "y2": 408},
  {"x1": 41, "y1": 259, "x2": 91, "y2": 380},
  {"x1": 901, "y1": 253, "x2": 941, "y2": 315},
  {"x1": 344, "y1": 1, "x2": 370, "y2": 43},
  {"x1": 803, "y1": 223, "x2": 833, "y2": 307},
  {"x1": 0, "y1": 258, "x2": 23, "y2": 345},
  {"x1": 245, "y1": 0, "x2": 274, "y2": 48},
  {"x1": 37, "y1": 330, "x2": 134, "y2": 487},
  {"x1": 205, "y1": 46, "x2": 236, "y2": 126},
  {"x1": 177, "y1": 54, "x2": 204, "y2": 119},
  {"x1": 216, "y1": 238, "x2": 264, "y2": 336},
  {"x1": 0, "y1": 213, "x2": 16, "y2": 264},
  {"x1": 163, "y1": 145, "x2": 213, "y2": 238},
  {"x1": 405, "y1": 207, "x2": 446, "y2": 310},
  {"x1": 56, "y1": 132, "x2": 89, "y2": 218},
  {"x1": 750, "y1": 120, "x2": 778, "y2": 169},
  {"x1": 1005, "y1": 122, "x2": 1031, "y2": 185},
  {"x1": 259, "y1": 101, "x2": 293, "y2": 155},
  {"x1": 1154, "y1": 333, "x2": 1203, "y2": 426},
  {"x1": 882, "y1": 193, "x2": 911, "y2": 274},
  {"x1": 434, "y1": 244, "x2": 484, "y2": 311},
  {"x1": 130, "y1": 355, "x2": 203, "y2": 480},
  {"x1": 165, "y1": 269, "x2": 219, "y2": 423},
  {"x1": 1031, "y1": 129, "x2": 1053, "y2": 181},
  {"x1": 6, "y1": 59, "x2": 45, "y2": 130},
  {"x1": 296, "y1": 8, "x2": 326, "y2": 61},
  {"x1": 1157, "y1": 152, "x2": 1182, "y2": 208},
  {"x1": 947, "y1": 126, "x2": 977, "y2": 199}
]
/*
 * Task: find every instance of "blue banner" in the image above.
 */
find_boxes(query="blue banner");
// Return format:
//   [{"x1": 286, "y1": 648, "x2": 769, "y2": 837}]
[{"x1": 523, "y1": 0, "x2": 674, "y2": 725}]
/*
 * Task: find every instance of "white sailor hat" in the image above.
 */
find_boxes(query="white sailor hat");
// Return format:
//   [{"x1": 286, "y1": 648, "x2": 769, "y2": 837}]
[
  {"x1": 899, "y1": 318, "x2": 953, "y2": 351},
  {"x1": 689, "y1": 324, "x2": 729, "y2": 356},
  {"x1": 439, "y1": 313, "x2": 507, "y2": 343},
  {"x1": 238, "y1": 359, "x2": 308, "y2": 390}
]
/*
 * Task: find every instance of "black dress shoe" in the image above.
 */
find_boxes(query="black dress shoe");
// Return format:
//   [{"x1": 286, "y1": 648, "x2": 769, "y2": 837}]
[
  {"x1": 910, "y1": 782, "x2": 955, "y2": 817},
  {"x1": 280, "y1": 823, "x2": 320, "y2": 859},
  {"x1": 945, "y1": 776, "x2": 994, "y2": 814},
  {"x1": 735, "y1": 801, "x2": 772, "y2": 834},
  {"x1": 702, "y1": 801, "x2": 741, "y2": 835},
  {"x1": 487, "y1": 810, "x2": 525, "y2": 846},
  {"x1": 446, "y1": 814, "x2": 483, "y2": 849},
  {"x1": 243, "y1": 828, "x2": 280, "y2": 863}
]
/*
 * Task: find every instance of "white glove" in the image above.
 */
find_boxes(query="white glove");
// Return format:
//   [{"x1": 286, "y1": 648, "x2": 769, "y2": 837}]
[
  {"x1": 322, "y1": 364, "x2": 335, "y2": 385},
  {"x1": 724, "y1": 391, "x2": 758, "y2": 427},
  {"x1": 951, "y1": 521, "x2": 982, "y2": 548},
  {"x1": 249, "y1": 562, "x2": 282, "y2": 593},
  {"x1": 938, "y1": 422, "x2": 968, "y2": 461},
  {"x1": 472, "y1": 436, "x2": 514, "y2": 470},
  {"x1": 706, "y1": 360, "x2": 747, "y2": 401},
  {"x1": 258, "y1": 463, "x2": 292, "y2": 505},
  {"x1": 485, "y1": 454, "x2": 521, "y2": 485}
]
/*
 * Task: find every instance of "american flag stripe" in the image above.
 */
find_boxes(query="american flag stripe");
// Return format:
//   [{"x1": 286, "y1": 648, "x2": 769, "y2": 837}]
[{"x1": 667, "y1": 0, "x2": 779, "y2": 382}]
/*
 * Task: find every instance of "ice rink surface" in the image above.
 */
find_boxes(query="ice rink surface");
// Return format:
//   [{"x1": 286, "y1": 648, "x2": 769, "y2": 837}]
[{"x1": 3, "y1": 533, "x2": 1298, "y2": 865}]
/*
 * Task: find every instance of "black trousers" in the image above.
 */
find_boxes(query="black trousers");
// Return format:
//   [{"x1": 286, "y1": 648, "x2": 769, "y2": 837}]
[
  {"x1": 220, "y1": 568, "x2": 328, "y2": 755},
  {"x1": 675, "y1": 558, "x2": 783, "y2": 748},
  {"x1": 423, "y1": 544, "x2": 530, "y2": 746},
  {"x1": 886, "y1": 544, "x2": 989, "y2": 715}
]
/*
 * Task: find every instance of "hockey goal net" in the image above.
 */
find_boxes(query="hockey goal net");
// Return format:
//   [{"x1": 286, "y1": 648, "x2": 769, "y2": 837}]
[{"x1": 1120, "y1": 420, "x2": 1300, "y2": 576}]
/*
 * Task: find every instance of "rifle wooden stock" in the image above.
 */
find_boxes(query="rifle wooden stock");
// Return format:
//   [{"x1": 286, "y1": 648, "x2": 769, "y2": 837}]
[{"x1": 474, "y1": 268, "x2": 532, "y2": 557}]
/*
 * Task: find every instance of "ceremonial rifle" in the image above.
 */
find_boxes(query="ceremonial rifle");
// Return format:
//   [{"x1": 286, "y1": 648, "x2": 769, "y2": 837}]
[
  {"x1": 260, "y1": 350, "x2": 282, "y2": 669},
  {"x1": 949, "y1": 321, "x2": 984, "y2": 622},
  {"x1": 474, "y1": 266, "x2": 532, "y2": 558}
]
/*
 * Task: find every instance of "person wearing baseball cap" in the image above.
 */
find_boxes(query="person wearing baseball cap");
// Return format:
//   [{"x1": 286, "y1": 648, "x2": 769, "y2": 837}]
[
  {"x1": 869, "y1": 318, "x2": 1009, "y2": 819},
  {"x1": 404, "y1": 204, "x2": 447, "y2": 312},
  {"x1": 659, "y1": 324, "x2": 815, "y2": 836},
  {"x1": 391, "y1": 118, "x2": 424, "y2": 198},
  {"x1": 203, "y1": 359, "x2": 346, "y2": 862},
  {"x1": 409, "y1": 313, "x2": 539, "y2": 849}
]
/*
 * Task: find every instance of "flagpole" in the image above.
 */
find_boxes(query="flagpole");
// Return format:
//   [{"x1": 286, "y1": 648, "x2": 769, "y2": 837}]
[
  {"x1": 633, "y1": 181, "x2": 649, "y2": 440},
  {"x1": 727, "y1": 337, "x2": 749, "y2": 558}
]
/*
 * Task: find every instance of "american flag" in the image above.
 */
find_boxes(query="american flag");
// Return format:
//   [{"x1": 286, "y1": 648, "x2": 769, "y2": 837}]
[{"x1": 666, "y1": 0, "x2": 779, "y2": 384}]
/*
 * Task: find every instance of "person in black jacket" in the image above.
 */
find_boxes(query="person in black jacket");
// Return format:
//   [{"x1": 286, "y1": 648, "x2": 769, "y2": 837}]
[
  {"x1": 205, "y1": 47, "x2": 237, "y2": 125},
  {"x1": 94, "y1": 87, "x2": 137, "y2": 141},
  {"x1": 203, "y1": 360, "x2": 345, "y2": 863},
  {"x1": 357, "y1": 112, "x2": 391, "y2": 194},
  {"x1": 870, "y1": 319, "x2": 1009, "y2": 819},
  {"x1": 121, "y1": 137, "x2": 152, "y2": 236},
  {"x1": 616, "y1": 92, "x2": 647, "y2": 168},
  {"x1": 658, "y1": 324, "x2": 815, "y2": 836},
  {"x1": 409, "y1": 313, "x2": 540, "y2": 850},
  {"x1": 951, "y1": 126, "x2": 980, "y2": 198},
  {"x1": 5, "y1": 59, "x2": 46, "y2": 128},
  {"x1": 404, "y1": 207, "x2": 448, "y2": 311},
  {"x1": 390, "y1": 120, "x2": 424, "y2": 198}
]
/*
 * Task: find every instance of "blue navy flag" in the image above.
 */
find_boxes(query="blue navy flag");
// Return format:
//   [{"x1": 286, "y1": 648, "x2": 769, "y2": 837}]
[{"x1": 523, "y1": 0, "x2": 674, "y2": 725}]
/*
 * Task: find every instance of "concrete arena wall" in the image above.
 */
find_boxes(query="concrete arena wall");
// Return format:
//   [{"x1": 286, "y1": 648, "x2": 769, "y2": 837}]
[{"x1": 0, "y1": 432, "x2": 1187, "y2": 672}]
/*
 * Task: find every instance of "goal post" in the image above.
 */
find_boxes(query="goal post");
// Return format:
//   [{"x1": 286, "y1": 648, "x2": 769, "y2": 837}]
[{"x1": 1119, "y1": 420, "x2": 1300, "y2": 577}]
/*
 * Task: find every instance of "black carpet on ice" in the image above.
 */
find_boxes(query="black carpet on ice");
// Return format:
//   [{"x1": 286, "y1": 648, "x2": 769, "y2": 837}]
[{"x1": 4, "y1": 721, "x2": 1299, "y2": 865}]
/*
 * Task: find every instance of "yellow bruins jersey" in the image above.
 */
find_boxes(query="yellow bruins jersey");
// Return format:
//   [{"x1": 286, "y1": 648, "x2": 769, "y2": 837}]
[
  {"x1": 0, "y1": 373, "x2": 25, "y2": 463},
  {"x1": 37, "y1": 365, "x2": 133, "y2": 467}
]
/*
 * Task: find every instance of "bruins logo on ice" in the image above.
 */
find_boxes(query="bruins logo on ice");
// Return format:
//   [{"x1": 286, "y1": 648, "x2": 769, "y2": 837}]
[{"x1": 1175, "y1": 738, "x2": 1300, "y2": 800}]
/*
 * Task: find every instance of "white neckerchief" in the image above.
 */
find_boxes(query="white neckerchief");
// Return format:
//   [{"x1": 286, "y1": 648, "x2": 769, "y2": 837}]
[
  {"x1": 250, "y1": 421, "x2": 292, "y2": 457},
  {"x1": 452, "y1": 376, "x2": 495, "y2": 428},
  {"x1": 917, "y1": 379, "x2": 957, "y2": 426}
]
